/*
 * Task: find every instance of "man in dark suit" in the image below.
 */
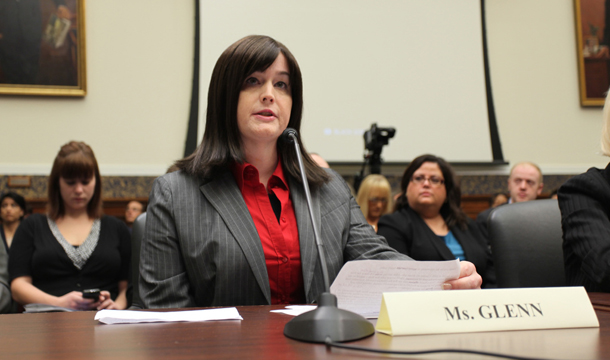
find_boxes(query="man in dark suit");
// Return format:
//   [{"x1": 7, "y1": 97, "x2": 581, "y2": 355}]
[
  {"x1": 124, "y1": 200, "x2": 143, "y2": 230},
  {"x1": 139, "y1": 35, "x2": 483, "y2": 309}
]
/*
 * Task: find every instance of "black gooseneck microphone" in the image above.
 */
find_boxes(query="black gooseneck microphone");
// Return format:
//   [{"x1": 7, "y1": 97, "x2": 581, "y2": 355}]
[{"x1": 280, "y1": 128, "x2": 375, "y2": 343}]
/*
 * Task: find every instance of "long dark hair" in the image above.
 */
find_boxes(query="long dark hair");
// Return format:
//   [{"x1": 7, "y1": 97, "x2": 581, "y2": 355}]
[
  {"x1": 175, "y1": 35, "x2": 329, "y2": 187},
  {"x1": 394, "y1": 154, "x2": 468, "y2": 229}
]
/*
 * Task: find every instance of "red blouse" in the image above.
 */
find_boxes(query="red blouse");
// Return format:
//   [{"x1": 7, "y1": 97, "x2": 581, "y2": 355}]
[{"x1": 232, "y1": 160, "x2": 305, "y2": 304}]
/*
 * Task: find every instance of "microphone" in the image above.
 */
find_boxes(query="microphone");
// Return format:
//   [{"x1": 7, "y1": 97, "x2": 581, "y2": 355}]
[
  {"x1": 280, "y1": 127, "x2": 298, "y2": 144},
  {"x1": 281, "y1": 128, "x2": 375, "y2": 343}
]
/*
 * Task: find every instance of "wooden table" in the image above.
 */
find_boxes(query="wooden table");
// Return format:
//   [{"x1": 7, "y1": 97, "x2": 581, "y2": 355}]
[{"x1": 1, "y1": 297, "x2": 609, "y2": 360}]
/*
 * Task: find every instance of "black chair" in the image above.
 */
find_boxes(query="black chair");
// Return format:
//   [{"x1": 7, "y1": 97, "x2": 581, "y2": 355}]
[
  {"x1": 128, "y1": 212, "x2": 146, "y2": 309},
  {"x1": 488, "y1": 199, "x2": 566, "y2": 288}
]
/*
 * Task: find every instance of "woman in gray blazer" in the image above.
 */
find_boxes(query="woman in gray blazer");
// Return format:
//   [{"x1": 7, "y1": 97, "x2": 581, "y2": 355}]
[{"x1": 139, "y1": 35, "x2": 482, "y2": 309}]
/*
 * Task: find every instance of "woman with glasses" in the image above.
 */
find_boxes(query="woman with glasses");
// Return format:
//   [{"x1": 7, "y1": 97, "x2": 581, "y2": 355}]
[
  {"x1": 378, "y1": 154, "x2": 496, "y2": 287},
  {"x1": 356, "y1": 175, "x2": 392, "y2": 232}
]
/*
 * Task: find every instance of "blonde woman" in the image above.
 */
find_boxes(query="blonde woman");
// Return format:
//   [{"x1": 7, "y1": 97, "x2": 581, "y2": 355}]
[{"x1": 356, "y1": 174, "x2": 393, "y2": 232}]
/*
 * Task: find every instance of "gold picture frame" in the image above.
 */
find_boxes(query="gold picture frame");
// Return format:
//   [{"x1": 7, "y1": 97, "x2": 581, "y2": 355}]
[
  {"x1": 0, "y1": 0, "x2": 86, "y2": 97},
  {"x1": 575, "y1": 0, "x2": 608, "y2": 106}
]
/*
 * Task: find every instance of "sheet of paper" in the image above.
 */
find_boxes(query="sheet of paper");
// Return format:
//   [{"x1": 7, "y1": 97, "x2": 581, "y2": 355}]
[
  {"x1": 330, "y1": 259, "x2": 461, "y2": 318},
  {"x1": 270, "y1": 305, "x2": 316, "y2": 316},
  {"x1": 94, "y1": 307, "x2": 243, "y2": 325}
]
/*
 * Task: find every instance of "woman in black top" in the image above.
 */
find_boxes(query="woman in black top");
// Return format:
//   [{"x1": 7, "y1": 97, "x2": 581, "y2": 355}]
[
  {"x1": 9, "y1": 141, "x2": 130, "y2": 310},
  {"x1": 378, "y1": 154, "x2": 495, "y2": 288}
]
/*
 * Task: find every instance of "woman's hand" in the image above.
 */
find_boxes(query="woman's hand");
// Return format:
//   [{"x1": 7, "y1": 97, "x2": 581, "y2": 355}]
[
  {"x1": 56, "y1": 291, "x2": 96, "y2": 310},
  {"x1": 443, "y1": 261, "x2": 482, "y2": 290},
  {"x1": 94, "y1": 291, "x2": 121, "y2": 310}
]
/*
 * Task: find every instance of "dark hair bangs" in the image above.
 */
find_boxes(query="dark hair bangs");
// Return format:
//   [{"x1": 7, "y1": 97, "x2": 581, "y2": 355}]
[
  {"x1": 58, "y1": 152, "x2": 97, "y2": 180},
  {"x1": 243, "y1": 48, "x2": 280, "y2": 80}
]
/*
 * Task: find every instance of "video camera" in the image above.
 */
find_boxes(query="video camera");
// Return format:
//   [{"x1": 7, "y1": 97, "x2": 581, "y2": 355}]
[
  {"x1": 354, "y1": 123, "x2": 396, "y2": 192},
  {"x1": 364, "y1": 124, "x2": 396, "y2": 153}
]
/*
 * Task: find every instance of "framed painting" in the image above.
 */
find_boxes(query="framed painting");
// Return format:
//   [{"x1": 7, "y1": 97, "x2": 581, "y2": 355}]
[
  {"x1": 575, "y1": 0, "x2": 610, "y2": 106},
  {"x1": 0, "y1": 0, "x2": 86, "y2": 97}
]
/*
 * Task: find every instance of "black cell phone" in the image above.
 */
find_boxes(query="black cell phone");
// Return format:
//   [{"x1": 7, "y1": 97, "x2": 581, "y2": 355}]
[{"x1": 82, "y1": 289, "x2": 100, "y2": 300}]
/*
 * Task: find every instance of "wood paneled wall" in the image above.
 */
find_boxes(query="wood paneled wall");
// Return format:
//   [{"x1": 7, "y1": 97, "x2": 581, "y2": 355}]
[
  {"x1": 25, "y1": 196, "x2": 490, "y2": 221},
  {"x1": 27, "y1": 198, "x2": 149, "y2": 222}
]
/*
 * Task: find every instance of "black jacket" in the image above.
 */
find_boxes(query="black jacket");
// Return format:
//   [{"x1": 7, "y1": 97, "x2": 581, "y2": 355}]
[
  {"x1": 378, "y1": 207, "x2": 496, "y2": 288},
  {"x1": 558, "y1": 163, "x2": 610, "y2": 292}
]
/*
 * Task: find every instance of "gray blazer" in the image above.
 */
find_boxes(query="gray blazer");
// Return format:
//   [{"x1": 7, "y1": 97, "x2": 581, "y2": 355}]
[{"x1": 139, "y1": 169, "x2": 409, "y2": 308}]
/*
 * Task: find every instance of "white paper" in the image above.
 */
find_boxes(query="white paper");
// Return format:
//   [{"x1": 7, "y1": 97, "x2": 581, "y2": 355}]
[
  {"x1": 94, "y1": 307, "x2": 243, "y2": 325},
  {"x1": 270, "y1": 305, "x2": 317, "y2": 316},
  {"x1": 330, "y1": 259, "x2": 461, "y2": 318}
]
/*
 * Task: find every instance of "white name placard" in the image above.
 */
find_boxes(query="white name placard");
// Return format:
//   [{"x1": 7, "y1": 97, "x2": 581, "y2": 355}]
[{"x1": 376, "y1": 287, "x2": 599, "y2": 336}]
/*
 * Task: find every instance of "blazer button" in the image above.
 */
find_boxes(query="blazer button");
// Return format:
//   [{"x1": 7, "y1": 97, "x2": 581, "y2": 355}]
[{"x1": 282, "y1": 257, "x2": 288, "y2": 263}]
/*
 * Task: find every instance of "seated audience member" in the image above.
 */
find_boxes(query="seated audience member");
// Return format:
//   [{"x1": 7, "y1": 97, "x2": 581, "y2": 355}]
[
  {"x1": 124, "y1": 200, "x2": 144, "y2": 229},
  {"x1": 378, "y1": 154, "x2": 496, "y2": 288},
  {"x1": 9, "y1": 141, "x2": 131, "y2": 310},
  {"x1": 489, "y1": 192, "x2": 508, "y2": 208},
  {"x1": 356, "y1": 174, "x2": 392, "y2": 232},
  {"x1": 477, "y1": 162, "x2": 544, "y2": 229},
  {"x1": 139, "y1": 35, "x2": 482, "y2": 309},
  {"x1": 1, "y1": 192, "x2": 26, "y2": 249},
  {"x1": 558, "y1": 94, "x2": 610, "y2": 292},
  {"x1": 0, "y1": 192, "x2": 26, "y2": 313}
]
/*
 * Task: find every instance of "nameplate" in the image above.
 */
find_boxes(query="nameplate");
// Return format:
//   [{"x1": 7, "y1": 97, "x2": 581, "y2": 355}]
[{"x1": 375, "y1": 287, "x2": 599, "y2": 336}]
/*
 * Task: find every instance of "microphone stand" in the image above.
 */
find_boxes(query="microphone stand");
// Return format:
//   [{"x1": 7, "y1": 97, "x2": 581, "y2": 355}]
[{"x1": 281, "y1": 129, "x2": 375, "y2": 343}]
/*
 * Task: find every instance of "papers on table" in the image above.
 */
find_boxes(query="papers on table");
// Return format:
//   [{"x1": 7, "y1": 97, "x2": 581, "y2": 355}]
[
  {"x1": 95, "y1": 260, "x2": 460, "y2": 322},
  {"x1": 95, "y1": 307, "x2": 243, "y2": 325},
  {"x1": 330, "y1": 259, "x2": 461, "y2": 318},
  {"x1": 270, "y1": 305, "x2": 316, "y2": 316}
]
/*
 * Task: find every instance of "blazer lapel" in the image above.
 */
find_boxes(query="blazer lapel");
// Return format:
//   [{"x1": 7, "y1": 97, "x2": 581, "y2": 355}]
[
  {"x1": 200, "y1": 172, "x2": 271, "y2": 304},
  {"x1": 288, "y1": 177, "x2": 320, "y2": 302}
]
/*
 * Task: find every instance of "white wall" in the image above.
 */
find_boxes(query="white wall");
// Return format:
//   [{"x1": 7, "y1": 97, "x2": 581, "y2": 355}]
[
  {"x1": 0, "y1": 0, "x2": 606, "y2": 176},
  {"x1": 199, "y1": 0, "x2": 494, "y2": 164},
  {"x1": 0, "y1": 0, "x2": 194, "y2": 175},
  {"x1": 486, "y1": 0, "x2": 607, "y2": 174}
]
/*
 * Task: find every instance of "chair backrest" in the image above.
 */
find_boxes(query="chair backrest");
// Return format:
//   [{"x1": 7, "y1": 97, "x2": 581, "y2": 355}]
[
  {"x1": 129, "y1": 212, "x2": 147, "y2": 309},
  {"x1": 488, "y1": 199, "x2": 565, "y2": 288}
]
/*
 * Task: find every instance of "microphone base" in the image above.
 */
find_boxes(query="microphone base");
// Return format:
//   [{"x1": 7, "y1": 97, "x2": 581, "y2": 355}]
[{"x1": 283, "y1": 292, "x2": 375, "y2": 343}]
